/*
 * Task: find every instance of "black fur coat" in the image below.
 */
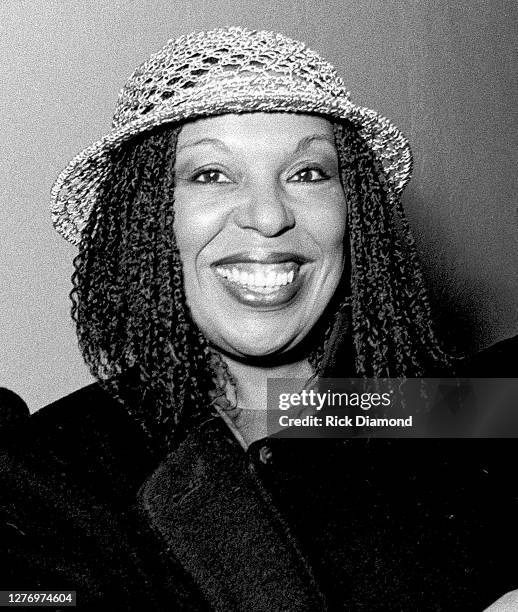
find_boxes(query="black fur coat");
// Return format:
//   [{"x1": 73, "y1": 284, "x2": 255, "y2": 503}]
[{"x1": 1, "y1": 376, "x2": 517, "y2": 610}]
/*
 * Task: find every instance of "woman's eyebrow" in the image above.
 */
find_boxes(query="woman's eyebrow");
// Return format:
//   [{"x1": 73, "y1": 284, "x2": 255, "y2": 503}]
[
  {"x1": 177, "y1": 134, "x2": 334, "y2": 155},
  {"x1": 293, "y1": 134, "x2": 335, "y2": 154},
  {"x1": 176, "y1": 137, "x2": 231, "y2": 154}
]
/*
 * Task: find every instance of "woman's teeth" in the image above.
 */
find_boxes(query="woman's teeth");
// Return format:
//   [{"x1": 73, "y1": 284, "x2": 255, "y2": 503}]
[{"x1": 215, "y1": 266, "x2": 296, "y2": 288}]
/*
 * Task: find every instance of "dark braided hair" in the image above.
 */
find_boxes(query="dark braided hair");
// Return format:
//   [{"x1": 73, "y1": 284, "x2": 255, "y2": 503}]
[
  {"x1": 70, "y1": 119, "x2": 450, "y2": 451},
  {"x1": 71, "y1": 126, "x2": 215, "y2": 451},
  {"x1": 334, "y1": 122, "x2": 450, "y2": 377}
]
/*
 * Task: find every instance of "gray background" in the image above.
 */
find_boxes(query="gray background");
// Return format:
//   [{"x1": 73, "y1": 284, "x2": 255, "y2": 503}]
[{"x1": 1, "y1": 0, "x2": 516, "y2": 411}]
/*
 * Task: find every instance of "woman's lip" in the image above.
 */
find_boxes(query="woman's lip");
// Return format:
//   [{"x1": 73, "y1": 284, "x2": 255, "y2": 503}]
[
  {"x1": 213, "y1": 251, "x2": 311, "y2": 266},
  {"x1": 214, "y1": 263, "x2": 307, "y2": 308}
]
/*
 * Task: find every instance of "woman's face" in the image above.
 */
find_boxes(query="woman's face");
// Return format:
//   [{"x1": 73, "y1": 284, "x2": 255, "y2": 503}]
[{"x1": 173, "y1": 112, "x2": 346, "y2": 359}]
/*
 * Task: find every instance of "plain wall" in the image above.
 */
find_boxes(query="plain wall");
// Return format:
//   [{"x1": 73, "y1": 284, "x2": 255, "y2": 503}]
[{"x1": 1, "y1": 0, "x2": 516, "y2": 411}]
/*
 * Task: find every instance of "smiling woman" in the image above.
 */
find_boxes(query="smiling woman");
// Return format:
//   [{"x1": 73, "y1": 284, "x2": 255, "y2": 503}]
[
  {"x1": 1, "y1": 27, "x2": 515, "y2": 611},
  {"x1": 172, "y1": 114, "x2": 347, "y2": 443},
  {"x1": 174, "y1": 114, "x2": 345, "y2": 351}
]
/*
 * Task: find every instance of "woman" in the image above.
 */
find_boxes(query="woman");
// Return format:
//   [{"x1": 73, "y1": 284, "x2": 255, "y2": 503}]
[
  {"x1": 1, "y1": 28, "x2": 515, "y2": 610},
  {"x1": 59, "y1": 27, "x2": 448, "y2": 451}
]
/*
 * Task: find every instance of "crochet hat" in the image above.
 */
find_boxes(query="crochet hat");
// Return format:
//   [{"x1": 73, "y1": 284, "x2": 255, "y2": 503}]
[{"x1": 51, "y1": 27, "x2": 413, "y2": 245}]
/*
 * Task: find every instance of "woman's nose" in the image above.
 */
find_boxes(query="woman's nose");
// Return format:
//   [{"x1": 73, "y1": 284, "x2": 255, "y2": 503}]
[{"x1": 233, "y1": 184, "x2": 295, "y2": 237}]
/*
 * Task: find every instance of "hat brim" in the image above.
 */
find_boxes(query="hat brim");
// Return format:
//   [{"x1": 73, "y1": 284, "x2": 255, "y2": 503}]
[{"x1": 51, "y1": 88, "x2": 412, "y2": 245}]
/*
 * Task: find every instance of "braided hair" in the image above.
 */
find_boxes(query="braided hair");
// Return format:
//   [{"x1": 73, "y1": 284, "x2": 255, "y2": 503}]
[
  {"x1": 334, "y1": 123, "x2": 450, "y2": 377},
  {"x1": 70, "y1": 120, "x2": 450, "y2": 451}
]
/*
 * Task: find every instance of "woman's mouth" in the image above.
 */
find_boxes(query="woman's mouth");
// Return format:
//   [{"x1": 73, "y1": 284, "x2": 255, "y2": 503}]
[{"x1": 213, "y1": 261, "x2": 305, "y2": 307}]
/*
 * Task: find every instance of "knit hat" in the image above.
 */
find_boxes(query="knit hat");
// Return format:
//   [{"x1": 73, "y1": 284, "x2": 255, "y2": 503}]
[{"x1": 51, "y1": 27, "x2": 413, "y2": 245}]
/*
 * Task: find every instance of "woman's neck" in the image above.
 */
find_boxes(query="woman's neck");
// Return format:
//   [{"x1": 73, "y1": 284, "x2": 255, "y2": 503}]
[
  {"x1": 216, "y1": 354, "x2": 314, "y2": 448},
  {"x1": 225, "y1": 354, "x2": 313, "y2": 411}
]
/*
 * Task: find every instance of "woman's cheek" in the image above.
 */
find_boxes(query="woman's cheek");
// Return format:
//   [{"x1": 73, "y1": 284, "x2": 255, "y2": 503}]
[
  {"x1": 301, "y1": 192, "x2": 346, "y2": 252},
  {"x1": 173, "y1": 193, "x2": 227, "y2": 257}
]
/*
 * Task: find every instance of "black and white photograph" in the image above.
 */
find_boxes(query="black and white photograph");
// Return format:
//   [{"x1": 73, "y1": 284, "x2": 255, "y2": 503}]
[{"x1": 1, "y1": 1, "x2": 517, "y2": 610}]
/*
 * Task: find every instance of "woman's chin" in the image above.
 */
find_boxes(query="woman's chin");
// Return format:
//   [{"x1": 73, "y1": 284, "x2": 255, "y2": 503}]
[{"x1": 217, "y1": 334, "x2": 302, "y2": 362}]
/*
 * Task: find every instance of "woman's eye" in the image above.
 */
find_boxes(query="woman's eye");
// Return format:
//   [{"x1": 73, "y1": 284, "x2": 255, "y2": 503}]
[
  {"x1": 289, "y1": 167, "x2": 330, "y2": 183},
  {"x1": 192, "y1": 170, "x2": 232, "y2": 184}
]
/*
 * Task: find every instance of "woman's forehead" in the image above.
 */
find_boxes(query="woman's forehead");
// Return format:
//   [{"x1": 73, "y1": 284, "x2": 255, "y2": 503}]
[{"x1": 177, "y1": 112, "x2": 336, "y2": 153}]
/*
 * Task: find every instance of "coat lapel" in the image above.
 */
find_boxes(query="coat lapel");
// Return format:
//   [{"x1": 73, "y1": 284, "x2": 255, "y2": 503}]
[{"x1": 139, "y1": 417, "x2": 326, "y2": 611}]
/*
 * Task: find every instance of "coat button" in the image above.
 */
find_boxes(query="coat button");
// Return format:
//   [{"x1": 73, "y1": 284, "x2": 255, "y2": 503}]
[{"x1": 258, "y1": 444, "x2": 273, "y2": 465}]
